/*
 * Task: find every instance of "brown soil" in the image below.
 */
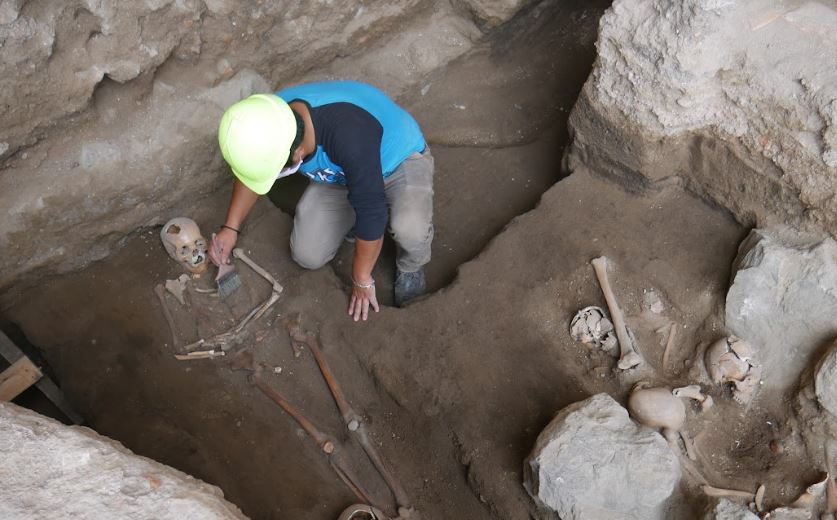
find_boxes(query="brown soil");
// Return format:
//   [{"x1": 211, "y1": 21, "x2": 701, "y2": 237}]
[{"x1": 0, "y1": 1, "x2": 822, "y2": 519}]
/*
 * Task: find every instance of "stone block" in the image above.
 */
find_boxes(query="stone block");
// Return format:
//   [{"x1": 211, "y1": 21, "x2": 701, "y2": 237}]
[
  {"x1": 726, "y1": 228, "x2": 837, "y2": 395},
  {"x1": 565, "y1": 0, "x2": 837, "y2": 238},
  {"x1": 524, "y1": 393, "x2": 680, "y2": 520},
  {"x1": 0, "y1": 402, "x2": 245, "y2": 519}
]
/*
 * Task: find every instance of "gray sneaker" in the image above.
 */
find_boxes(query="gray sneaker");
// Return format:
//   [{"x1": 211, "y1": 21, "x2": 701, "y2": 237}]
[{"x1": 394, "y1": 268, "x2": 426, "y2": 307}]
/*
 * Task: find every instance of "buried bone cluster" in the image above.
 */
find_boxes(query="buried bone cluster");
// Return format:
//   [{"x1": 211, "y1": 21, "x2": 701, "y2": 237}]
[{"x1": 525, "y1": 227, "x2": 837, "y2": 519}]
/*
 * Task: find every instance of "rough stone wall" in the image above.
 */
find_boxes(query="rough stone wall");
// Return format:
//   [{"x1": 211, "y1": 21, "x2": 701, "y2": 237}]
[
  {"x1": 0, "y1": 0, "x2": 528, "y2": 298},
  {"x1": 565, "y1": 0, "x2": 837, "y2": 236},
  {"x1": 0, "y1": 402, "x2": 246, "y2": 519}
]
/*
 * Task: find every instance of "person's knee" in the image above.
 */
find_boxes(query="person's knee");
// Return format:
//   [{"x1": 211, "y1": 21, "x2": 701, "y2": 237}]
[
  {"x1": 391, "y1": 211, "x2": 433, "y2": 249},
  {"x1": 290, "y1": 239, "x2": 331, "y2": 270}
]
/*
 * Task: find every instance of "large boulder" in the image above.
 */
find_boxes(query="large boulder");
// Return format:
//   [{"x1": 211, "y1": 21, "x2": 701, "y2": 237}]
[
  {"x1": 565, "y1": 0, "x2": 837, "y2": 238},
  {"x1": 0, "y1": 402, "x2": 245, "y2": 519},
  {"x1": 726, "y1": 228, "x2": 837, "y2": 395},
  {"x1": 524, "y1": 393, "x2": 680, "y2": 520}
]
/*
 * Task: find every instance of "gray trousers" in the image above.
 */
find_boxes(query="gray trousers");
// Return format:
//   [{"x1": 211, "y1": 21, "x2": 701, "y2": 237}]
[{"x1": 290, "y1": 149, "x2": 434, "y2": 273}]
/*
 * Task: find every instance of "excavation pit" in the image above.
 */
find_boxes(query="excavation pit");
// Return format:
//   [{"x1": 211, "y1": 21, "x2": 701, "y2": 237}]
[{"x1": 2, "y1": 1, "x2": 836, "y2": 519}]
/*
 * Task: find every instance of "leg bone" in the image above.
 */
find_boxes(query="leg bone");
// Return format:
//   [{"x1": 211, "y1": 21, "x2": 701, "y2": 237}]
[
  {"x1": 233, "y1": 248, "x2": 283, "y2": 294},
  {"x1": 590, "y1": 256, "x2": 643, "y2": 370}
]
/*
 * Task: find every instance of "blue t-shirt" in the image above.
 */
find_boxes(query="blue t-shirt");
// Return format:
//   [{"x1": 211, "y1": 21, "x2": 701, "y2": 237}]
[{"x1": 276, "y1": 81, "x2": 426, "y2": 241}]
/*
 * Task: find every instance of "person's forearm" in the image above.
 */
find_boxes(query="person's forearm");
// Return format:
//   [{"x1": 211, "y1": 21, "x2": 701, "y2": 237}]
[
  {"x1": 225, "y1": 178, "x2": 260, "y2": 229},
  {"x1": 352, "y1": 237, "x2": 383, "y2": 283}
]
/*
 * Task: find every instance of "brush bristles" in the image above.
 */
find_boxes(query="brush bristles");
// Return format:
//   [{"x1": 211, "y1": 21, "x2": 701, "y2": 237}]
[{"x1": 217, "y1": 271, "x2": 242, "y2": 299}]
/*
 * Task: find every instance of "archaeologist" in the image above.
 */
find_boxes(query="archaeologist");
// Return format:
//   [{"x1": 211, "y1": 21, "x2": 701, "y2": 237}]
[{"x1": 209, "y1": 80, "x2": 434, "y2": 321}]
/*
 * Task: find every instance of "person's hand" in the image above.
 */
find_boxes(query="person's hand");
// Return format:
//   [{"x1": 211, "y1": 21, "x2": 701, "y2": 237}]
[
  {"x1": 209, "y1": 227, "x2": 238, "y2": 266},
  {"x1": 348, "y1": 280, "x2": 379, "y2": 322}
]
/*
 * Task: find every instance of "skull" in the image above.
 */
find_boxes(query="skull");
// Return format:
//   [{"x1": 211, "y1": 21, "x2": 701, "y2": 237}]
[
  {"x1": 160, "y1": 217, "x2": 209, "y2": 274},
  {"x1": 704, "y1": 336, "x2": 761, "y2": 404},
  {"x1": 627, "y1": 382, "x2": 685, "y2": 442},
  {"x1": 570, "y1": 306, "x2": 617, "y2": 354}
]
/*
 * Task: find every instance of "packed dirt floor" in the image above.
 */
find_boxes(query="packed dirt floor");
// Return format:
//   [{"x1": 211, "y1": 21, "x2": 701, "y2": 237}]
[{"x1": 0, "y1": 1, "x2": 822, "y2": 519}]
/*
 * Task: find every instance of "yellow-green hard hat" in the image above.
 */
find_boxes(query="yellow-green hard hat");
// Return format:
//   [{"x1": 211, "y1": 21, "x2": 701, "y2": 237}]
[{"x1": 218, "y1": 94, "x2": 297, "y2": 195}]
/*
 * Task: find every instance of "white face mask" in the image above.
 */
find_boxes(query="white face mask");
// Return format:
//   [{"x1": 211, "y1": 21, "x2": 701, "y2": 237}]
[{"x1": 277, "y1": 159, "x2": 302, "y2": 179}]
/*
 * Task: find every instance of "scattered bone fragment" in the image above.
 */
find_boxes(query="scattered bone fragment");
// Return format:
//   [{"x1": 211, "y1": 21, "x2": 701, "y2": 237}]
[
  {"x1": 160, "y1": 217, "x2": 209, "y2": 274},
  {"x1": 590, "y1": 256, "x2": 643, "y2": 369},
  {"x1": 650, "y1": 301, "x2": 664, "y2": 314},
  {"x1": 673, "y1": 385, "x2": 714, "y2": 410},
  {"x1": 702, "y1": 485, "x2": 755, "y2": 501},
  {"x1": 704, "y1": 336, "x2": 761, "y2": 404},
  {"x1": 662, "y1": 324, "x2": 677, "y2": 371},
  {"x1": 679, "y1": 430, "x2": 697, "y2": 461},
  {"x1": 164, "y1": 274, "x2": 190, "y2": 305},
  {"x1": 627, "y1": 382, "x2": 685, "y2": 443},
  {"x1": 174, "y1": 349, "x2": 225, "y2": 361},
  {"x1": 680, "y1": 453, "x2": 708, "y2": 487},
  {"x1": 642, "y1": 289, "x2": 665, "y2": 314},
  {"x1": 570, "y1": 306, "x2": 617, "y2": 353},
  {"x1": 756, "y1": 484, "x2": 766, "y2": 512}
]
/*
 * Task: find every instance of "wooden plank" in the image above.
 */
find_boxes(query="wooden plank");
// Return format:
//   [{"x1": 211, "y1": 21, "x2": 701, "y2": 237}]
[
  {"x1": 0, "y1": 330, "x2": 24, "y2": 364},
  {"x1": 0, "y1": 330, "x2": 84, "y2": 423},
  {"x1": 34, "y1": 377, "x2": 84, "y2": 425},
  {"x1": 0, "y1": 356, "x2": 42, "y2": 401}
]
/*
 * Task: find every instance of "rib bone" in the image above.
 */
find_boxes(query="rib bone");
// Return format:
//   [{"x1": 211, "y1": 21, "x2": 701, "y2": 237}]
[
  {"x1": 755, "y1": 484, "x2": 766, "y2": 512},
  {"x1": 590, "y1": 256, "x2": 642, "y2": 369}
]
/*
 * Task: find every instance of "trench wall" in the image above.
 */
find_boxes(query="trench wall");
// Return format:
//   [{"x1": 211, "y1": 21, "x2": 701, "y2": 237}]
[{"x1": 0, "y1": 0, "x2": 530, "y2": 301}]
